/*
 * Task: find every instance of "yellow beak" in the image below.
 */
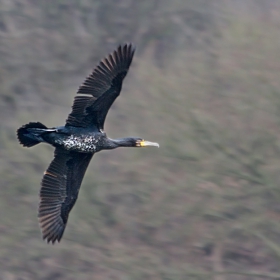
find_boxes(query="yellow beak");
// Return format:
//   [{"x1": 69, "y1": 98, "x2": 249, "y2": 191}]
[{"x1": 139, "y1": 140, "x2": 159, "y2": 147}]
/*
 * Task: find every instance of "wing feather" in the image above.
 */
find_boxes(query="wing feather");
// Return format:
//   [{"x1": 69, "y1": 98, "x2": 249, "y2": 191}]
[
  {"x1": 38, "y1": 148, "x2": 93, "y2": 243},
  {"x1": 65, "y1": 44, "x2": 135, "y2": 129}
]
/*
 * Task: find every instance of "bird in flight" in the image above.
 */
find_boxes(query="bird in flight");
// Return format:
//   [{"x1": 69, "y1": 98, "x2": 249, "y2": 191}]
[{"x1": 17, "y1": 44, "x2": 159, "y2": 244}]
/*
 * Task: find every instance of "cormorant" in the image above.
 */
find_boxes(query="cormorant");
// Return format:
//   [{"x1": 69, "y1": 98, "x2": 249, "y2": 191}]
[{"x1": 17, "y1": 44, "x2": 159, "y2": 244}]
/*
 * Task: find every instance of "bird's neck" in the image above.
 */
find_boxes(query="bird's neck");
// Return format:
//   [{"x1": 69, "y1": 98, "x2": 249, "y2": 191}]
[{"x1": 105, "y1": 137, "x2": 134, "y2": 149}]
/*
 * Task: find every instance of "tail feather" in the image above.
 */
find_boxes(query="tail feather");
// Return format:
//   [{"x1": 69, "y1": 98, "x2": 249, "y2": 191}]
[{"x1": 17, "y1": 122, "x2": 48, "y2": 147}]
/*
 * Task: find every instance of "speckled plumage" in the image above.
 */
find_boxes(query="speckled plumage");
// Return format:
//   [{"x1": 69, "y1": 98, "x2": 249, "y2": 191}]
[
  {"x1": 56, "y1": 134, "x2": 99, "y2": 152},
  {"x1": 17, "y1": 44, "x2": 159, "y2": 244}
]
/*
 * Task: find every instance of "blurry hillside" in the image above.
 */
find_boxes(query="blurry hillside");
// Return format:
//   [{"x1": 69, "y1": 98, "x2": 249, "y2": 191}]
[{"x1": 2, "y1": 0, "x2": 280, "y2": 279}]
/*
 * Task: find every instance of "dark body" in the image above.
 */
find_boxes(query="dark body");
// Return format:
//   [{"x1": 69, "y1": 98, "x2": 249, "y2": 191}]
[
  {"x1": 17, "y1": 44, "x2": 159, "y2": 243},
  {"x1": 41, "y1": 126, "x2": 106, "y2": 153}
]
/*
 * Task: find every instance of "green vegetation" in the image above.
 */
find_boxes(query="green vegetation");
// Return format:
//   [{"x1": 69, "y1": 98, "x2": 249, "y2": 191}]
[{"x1": 1, "y1": 0, "x2": 280, "y2": 279}]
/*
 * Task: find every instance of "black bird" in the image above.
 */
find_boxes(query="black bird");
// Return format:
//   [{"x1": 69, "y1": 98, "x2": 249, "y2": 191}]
[{"x1": 17, "y1": 44, "x2": 159, "y2": 244}]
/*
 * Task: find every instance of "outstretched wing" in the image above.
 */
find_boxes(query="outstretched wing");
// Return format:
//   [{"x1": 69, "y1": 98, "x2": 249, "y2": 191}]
[
  {"x1": 38, "y1": 148, "x2": 93, "y2": 243},
  {"x1": 66, "y1": 44, "x2": 135, "y2": 129}
]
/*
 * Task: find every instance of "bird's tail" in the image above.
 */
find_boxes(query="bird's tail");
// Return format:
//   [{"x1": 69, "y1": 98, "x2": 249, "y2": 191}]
[{"x1": 17, "y1": 122, "x2": 48, "y2": 147}]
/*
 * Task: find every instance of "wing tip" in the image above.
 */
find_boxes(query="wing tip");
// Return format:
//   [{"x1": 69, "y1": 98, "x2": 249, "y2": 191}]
[
  {"x1": 117, "y1": 42, "x2": 135, "y2": 54},
  {"x1": 77, "y1": 43, "x2": 136, "y2": 96},
  {"x1": 39, "y1": 215, "x2": 65, "y2": 244},
  {"x1": 116, "y1": 42, "x2": 135, "y2": 63}
]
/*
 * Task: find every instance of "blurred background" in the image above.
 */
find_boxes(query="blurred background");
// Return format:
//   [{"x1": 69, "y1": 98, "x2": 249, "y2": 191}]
[{"x1": 1, "y1": 0, "x2": 280, "y2": 279}]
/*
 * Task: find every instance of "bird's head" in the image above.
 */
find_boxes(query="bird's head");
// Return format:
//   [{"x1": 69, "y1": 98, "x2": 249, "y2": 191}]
[{"x1": 107, "y1": 137, "x2": 159, "y2": 149}]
